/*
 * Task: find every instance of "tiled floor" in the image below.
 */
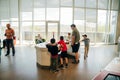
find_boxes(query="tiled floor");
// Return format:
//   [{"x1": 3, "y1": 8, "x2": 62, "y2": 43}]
[{"x1": 0, "y1": 45, "x2": 118, "y2": 80}]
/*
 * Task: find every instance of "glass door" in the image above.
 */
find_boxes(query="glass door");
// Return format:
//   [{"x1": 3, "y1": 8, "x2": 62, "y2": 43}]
[{"x1": 46, "y1": 21, "x2": 60, "y2": 42}]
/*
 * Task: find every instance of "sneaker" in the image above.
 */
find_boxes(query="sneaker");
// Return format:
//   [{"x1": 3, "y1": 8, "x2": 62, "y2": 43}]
[
  {"x1": 72, "y1": 60, "x2": 79, "y2": 64},
  {"x1": 5, "y1": 54, "x2": 9, "y2": 56},
  {"x1": 59, "y1": 65, "x2": 65, "y2": 69},
  {"x1": 87, "y1": 55, "x2": 88, "y2": 57},
  {"x1": 50, "y1": 69, "x2": 53, "y2": 72},
  {"x1": 53, "y1": 69, "x2": 59, "y2": 73},
  {"x1": 84, "y1": 56, "x2": 86, "y2": 60},
  {"x1": 65, "y1": 64, "x2": 68, "y2": 68},
  {"x1": 13, "y1": 54, "x2": 15, "y2": 56}
]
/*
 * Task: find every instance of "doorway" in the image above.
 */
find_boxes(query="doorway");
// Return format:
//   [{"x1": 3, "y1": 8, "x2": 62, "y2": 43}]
[{"x1": 46, "y1": 21, "x2": 60, "y2": 42}]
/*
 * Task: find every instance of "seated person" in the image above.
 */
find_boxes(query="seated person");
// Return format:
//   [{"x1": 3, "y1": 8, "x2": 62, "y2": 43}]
[
  {"x1": 35, "y1": 34, "x2": 45, "y2": 44},
  {"x1": 66, "y1": 33, "x2": 71, "y2": 44}
]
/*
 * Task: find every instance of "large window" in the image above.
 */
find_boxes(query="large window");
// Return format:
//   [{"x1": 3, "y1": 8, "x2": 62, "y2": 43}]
[{"x1": 0, "y1": 0, "x2": 119, "y2": 44}]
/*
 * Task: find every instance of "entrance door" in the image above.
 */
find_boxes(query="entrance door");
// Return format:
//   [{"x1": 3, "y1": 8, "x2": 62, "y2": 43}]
[{"x1": 46, "y1": 21, "x2": 60, "y2": 41}]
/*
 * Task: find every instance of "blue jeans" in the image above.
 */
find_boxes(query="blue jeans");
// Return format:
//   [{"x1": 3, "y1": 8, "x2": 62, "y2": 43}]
[{"x1": 6, "y1": 39, "x2": 15, "y2": 55}]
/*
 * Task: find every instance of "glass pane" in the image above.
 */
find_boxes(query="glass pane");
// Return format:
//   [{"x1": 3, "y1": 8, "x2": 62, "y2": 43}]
[
  {"x1": 98, "y1": 10, "x2": 107, "y2": 32},
  {"x1": 96, "y1": 33, "x2": 105, "y2": 43},
  {"x1": 21, "y1": 22, "x2": 33, "y2": 44},
  {"x1": 86, "y1": 0, "x2": 96, "y2": 8},
  {"x1": 47, "y1": 8, "x2": 59, "y2": 20},
  {"x1": 97, "y1": 10, "x2": 107, "y2": 43},
  {"x1": 34, "y1": 0, "x2": 45, "y2": 20},
  {"x1": 21, "y1": 0, "x2": 33, "y2": 21},
  {"x1": 61, "y1": 8, "x2": 72, "y2": 25},
  {"x1": 34, "y1": 0, "x2": 45, "y2": 8},
  {"x1": 109, "y1": 11, "x2": 118, "y2": 43},
  {"x1": 61, "y1": 0, "x2": 72, "y2": 6},
  {"x1": 60, "y1": 25, "x2": 72, "y2": 38},
  {"x1": 60, "y1": 8, "x2": 72, "y2": 36},
  {"x1": 0, "y1": 0, "x2": 10, "y2": 21},
  {"x1": 85, "y1": 33, "x2": 95, "y2": 43},
  {"x1": 34, "y1": 22, "x2": 46, "y2": 39},
  {"x1": 75, "y1": 0, "x2": 84, "y2": 7},
  {"x1": 98, "y1": 0, "x2": 108, "y2": 9},
  {"x1": 0, "y1": 22, "x2": 1, "y2": 39},
  {"x1": 74, "y1": 20, "x2": 85, "y2": 33},
  {"x1": 47, "y1": 0, "x2": 59, "y2": 8},
  {"x1": 111, "y1": 0, "x2": 119, "y2": 10},
  {"x1": 21, "y1": 0, "x2": 33, "y2": 12},
  {"x1": 86, "y1": 22, "x2": 96, "y2": 32},
  {"x1": 74, "y1": 8, "x2": 85, "y2": 32},
  {"x1": 10, "y1": 0, "x2": 18, "y2": 21},
  {"x1": 21, "y1": 12, "x2": 32, "y2": 21},
  {"x1": 47, "y1": 23, "x2": 58, "y2": 41},
  {"x1": 86, "y1": 9, "x2": 96, "y2": 22},
  {"x1": 74, "y1": 8, "x2": 84, "y2": 20},
  {"x1": 34, "y1": 8, "x2": 45, "y2": 20}
]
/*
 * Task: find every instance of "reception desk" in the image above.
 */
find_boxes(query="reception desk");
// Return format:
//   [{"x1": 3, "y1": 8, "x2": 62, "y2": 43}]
[
  {"x1": 35, "y1": 43, "x2": 75, "y2": 67},
  {"x1": 35, "y1": 43, "x2": 51, "y2": 67}
]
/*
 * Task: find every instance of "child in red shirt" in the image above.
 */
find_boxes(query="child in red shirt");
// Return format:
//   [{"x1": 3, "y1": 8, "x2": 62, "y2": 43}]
[{"x1": 58, "y1": 36, "x2": 68, "y2": 69}]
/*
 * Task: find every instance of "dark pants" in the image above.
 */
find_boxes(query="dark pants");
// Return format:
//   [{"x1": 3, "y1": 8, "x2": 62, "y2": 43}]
[
  {"x1": 6, "y1": 39, "x2": 15, "y2": 55},
  {"x1": 71, "y1": 42, "x2": 80, "y2": 53},
  {"x1": 50, "y1": 57, "x2": 58, "y2": 70}
]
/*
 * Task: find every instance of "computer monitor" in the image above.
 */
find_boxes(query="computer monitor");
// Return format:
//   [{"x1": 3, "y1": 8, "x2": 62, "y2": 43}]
[{"x1": 104, "y1": 73, "x2": 120, "y2": 80}]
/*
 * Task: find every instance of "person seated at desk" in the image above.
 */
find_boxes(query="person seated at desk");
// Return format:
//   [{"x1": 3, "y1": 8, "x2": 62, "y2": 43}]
[
  {"x1": 35, "y1": 34, "x2": 45, "y2": 44},
  {"x1": 66, "y1": 33, "x2": 71, "y2": 44}
]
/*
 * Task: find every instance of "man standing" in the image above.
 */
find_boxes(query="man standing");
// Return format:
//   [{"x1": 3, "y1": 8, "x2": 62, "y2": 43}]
[
  {"x1": 5, "y1": 24, "x2": 15, "y2": 56},
  {"x1": 70, "y1": 24, "x2": 80, "y2": 64}
]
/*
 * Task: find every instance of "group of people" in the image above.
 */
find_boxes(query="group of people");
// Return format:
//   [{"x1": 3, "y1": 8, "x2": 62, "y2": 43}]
[
  {"x1": 0, "y1": 24, "x2": 15, "y2": 56},
  {"x1": 0, "y1": 23, "x2": 90, "y2": 73},
  {"x1": 46, "y1": 24, "x2": 90, "y2": 73}
]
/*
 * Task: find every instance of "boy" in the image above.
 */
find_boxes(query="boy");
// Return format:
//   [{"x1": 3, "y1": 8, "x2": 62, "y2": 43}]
[
  {"x1": 81, "y1": 34, "x2": 90, "y2": 60},
  {"x1": 46, "y1": 38, "x2": 59, "y2": 73},
  {"x1": 58, "y1": 36, "x2": 68, "y2": 69}
]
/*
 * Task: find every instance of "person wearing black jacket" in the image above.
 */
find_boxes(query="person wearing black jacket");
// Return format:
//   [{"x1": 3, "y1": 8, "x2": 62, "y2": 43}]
[{"x1": 46, "y1": 38, "x2": 59, "y2": 73}]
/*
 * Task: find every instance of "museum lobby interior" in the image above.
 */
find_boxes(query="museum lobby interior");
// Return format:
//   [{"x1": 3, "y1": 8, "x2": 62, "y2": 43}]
[{"x1": 0, "y1": 0, "x2": 120, "y2": 80}]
